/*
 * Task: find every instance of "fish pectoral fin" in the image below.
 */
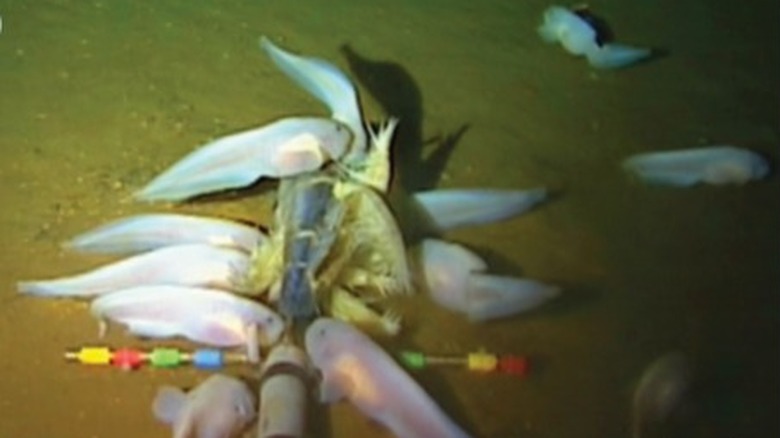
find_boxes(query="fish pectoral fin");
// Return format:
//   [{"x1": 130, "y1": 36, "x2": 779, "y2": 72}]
[
  {"x1": 97, "y1": 319, "x2": 109, "y2": 338},
  {"x1": 244, "y1": 323, "x2": 260, "y2": 364}
]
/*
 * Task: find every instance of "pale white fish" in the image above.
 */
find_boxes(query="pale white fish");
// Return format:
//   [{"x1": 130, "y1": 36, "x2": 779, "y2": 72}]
[
  {"x1": 18, "y1": 243, "x2": 249, "y2": 297},
  {"x1": 538, "y1": 5, "x2": 651, "y2": 69},
  {"x1": 420, "y1": 239, "x2": 559, "y2": 321},
  {"x1": 632, "y1": 352, "x2": 692, "y2": 438},
  {"x1": 66, "y1": 213, "x2": 265, "y2": 254},
  {"x1": 153, "y1": 374, "x2": 255, "y2": 438},
  {"x1": 622, "y1": 145, "x2": 770, "y2": 186},
  {"x1": 305, "y1": 318, "x2": 472, "y2": 438},
  {"x1": 135, "y1": 117, "x2": 352, "y2": 202},
  {"x1": 538, "y1": 5, "x2": 596, "y2": 55},
  {"x1": 413, "y1": 187, "x2": 547, "y2": 231},
  {"x1": 467, "y1": 274, "x2": 561, "y2": 322},
  {"x1": 91, "y1": 285, "x2": 284, "y2": 360},
  {"x1": 260, "y1": 37, "x2": 368, "y2": 162},
  {"x1": 586, "y1": 43, "x2": 652, "y2": 69}
]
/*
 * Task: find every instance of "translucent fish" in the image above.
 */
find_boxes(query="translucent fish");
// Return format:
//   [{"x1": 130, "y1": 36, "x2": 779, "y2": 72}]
[
  {"x1": 622, "y1": 145, "x2": 770, "y2": 186},
  {"x1": 305, "y1": 318, "x2": 471, "y2": 438},
  {"x1": 413, "y1": 187, "x2": 547, "y2": 231},
  {"x1": 632, "y1": 352, "x2": 692, "y2": 438},
  {"x1": 66, "y1": 213, "x2": 265, "y2": 254},
  {"x1": 153, "y1": 374, "x2": 255, "y2": 438},
  {"x1": 538, "y1": 5, "x2": 651, "y2": 69},
  {"x1": 586, "y1": 43, "x2": 652, "y2": 69},
  {"x1": 538, "y1": 5, "x2": 597, "y2": 55},
  {"x1": 18, "y1": 244, "x2": 250, "y2": 297},
  {"x1": 91, "y1": 285, "x2": 284, "y2": 360},
  {"x1": 135, "y1": 117, "x2": 351, "y2": 202},
  {"x1": 420, "y1": 239, "x2": 559, "y2": 321},
  {"x1": 260, "y1": 37, "x2": 368, "y2": 161}
]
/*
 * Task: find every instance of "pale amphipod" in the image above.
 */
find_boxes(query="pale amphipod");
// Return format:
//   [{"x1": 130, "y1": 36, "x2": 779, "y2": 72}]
[
  {"x1": 414, "y1": 187, "x2": 547, "y2": 231},
  {"x1": 622, "y1": 145, "x2": 770, "y2": 187},
  {"x1": 538, "y1": 5, "x2": 651, "y2": 69},
  {"x1": 135, "y1": 117, "x2": 352, "y2": 202},
  {"x1": 420, "y1": 239, "x2": 559, "y2": 321}
]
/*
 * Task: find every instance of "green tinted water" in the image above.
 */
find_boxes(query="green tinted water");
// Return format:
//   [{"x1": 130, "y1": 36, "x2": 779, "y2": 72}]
[{"x1": 1, "y1": 1, "x2": 777, "y2": 437}]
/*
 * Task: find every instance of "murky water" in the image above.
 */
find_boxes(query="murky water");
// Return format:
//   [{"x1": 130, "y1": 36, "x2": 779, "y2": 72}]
[{"x1": 1, "y1": 1, "x2": 777, "y2": 437}]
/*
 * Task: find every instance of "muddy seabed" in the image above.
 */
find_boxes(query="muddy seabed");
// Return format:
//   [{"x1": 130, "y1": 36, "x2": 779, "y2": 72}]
[{"x1": 1, "y1": 1, "x2": 777, "y2": 437}]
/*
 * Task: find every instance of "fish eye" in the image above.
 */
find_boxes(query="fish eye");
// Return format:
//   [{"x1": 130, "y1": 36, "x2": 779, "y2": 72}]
[{"x1": 234, "y1": 403, "x2": 249, "y2": 417}]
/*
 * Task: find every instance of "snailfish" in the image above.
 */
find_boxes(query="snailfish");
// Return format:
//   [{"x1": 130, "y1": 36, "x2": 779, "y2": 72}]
[
  {"x1": 153, "y1": 374, "x2": 255, "y2": 438},
  {"x1": 305, "y1": 318, "x2": 472, "y2": 438}
]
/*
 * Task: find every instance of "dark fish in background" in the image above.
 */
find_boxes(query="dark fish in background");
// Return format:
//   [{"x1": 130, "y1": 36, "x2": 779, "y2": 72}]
[{"x1": 631, "y1": 352, "x2": 692, "y2": 438}]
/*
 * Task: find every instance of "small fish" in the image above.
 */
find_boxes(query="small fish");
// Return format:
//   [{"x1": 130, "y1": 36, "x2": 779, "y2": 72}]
[
  {"x1": 538, "y1": 5, "x2": 598, "y2": 56},
  {"x1": 18, "y1": 244, "x2": 250, "y2": 297},
  {"x1": 622, "y1": 145, "x2": 770, "y2": 186},
  {"x1": 538, "y1": 5, "x2": 651, "y2": 69},
  {"x1": 91, "y1": 285, "x2": 284, "y2": 362},
  {"x1": 631, "y1": 352, "x2": 692, "y2": 438},
  {"x1": 260, "y1": 37, "x2": 367, "y2": 162},
  {"x1": 420, "y1": 239, "x2": 559, "y2": 321},
  {"x1": 153, "y1": 374, "x2": 255, "y2": 438},
  {"x1": 135, "y1": 117, "x2": 352, "y2": 202},
  {"x1": 66, "y1": 213, "x2": 265, "y2": 254},
  {"x1": 414, "y1": 187, "x2": 547, "y2": 231},
  {"x1": 305, "y1": 318, "x2": 471, "y2": 438}
]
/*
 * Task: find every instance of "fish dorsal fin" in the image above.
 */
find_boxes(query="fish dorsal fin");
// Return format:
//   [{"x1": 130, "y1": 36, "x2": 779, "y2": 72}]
[{"x1": 152, "y1": 386, "x2": 187, "y2": 424}]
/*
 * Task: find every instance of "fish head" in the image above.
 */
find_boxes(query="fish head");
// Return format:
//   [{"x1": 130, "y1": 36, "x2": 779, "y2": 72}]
[
  {"x1": 253, "y1": 311, "x2": 285, "y2": 346},
  {"x1": 304, "y1": 318, "x2": 351, "y2": 366},
  {"x1": 320, "y1": 120, "x2": 354, "y2": 160},
  {"x1": 191, "y1": 375, "x2": 256, "y2": 438}
]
